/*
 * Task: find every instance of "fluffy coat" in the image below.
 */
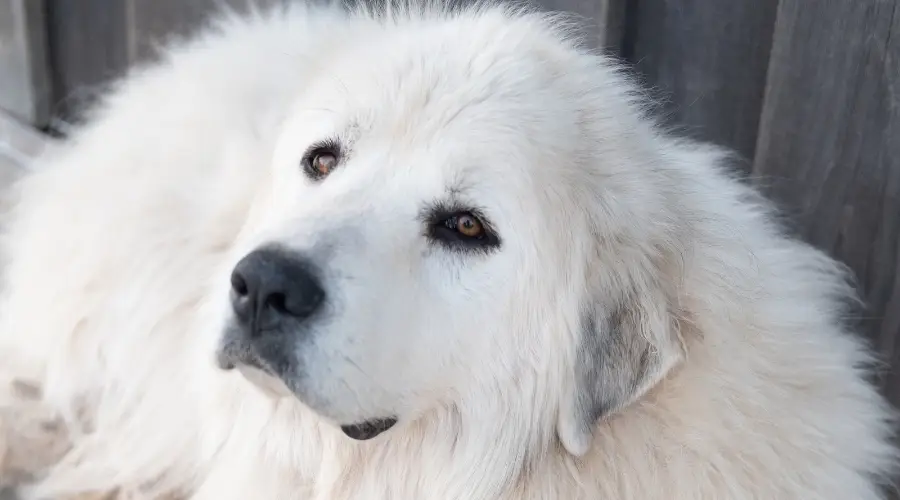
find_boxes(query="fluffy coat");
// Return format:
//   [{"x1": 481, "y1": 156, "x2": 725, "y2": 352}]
[{"x1": 0, "y1": 2, "x2": 896, "y2": 499}]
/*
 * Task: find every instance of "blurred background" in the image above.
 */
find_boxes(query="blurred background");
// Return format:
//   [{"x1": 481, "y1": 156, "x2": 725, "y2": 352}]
[{"x1": 1, "y1": 0, "x2": 898, "y2": 473}]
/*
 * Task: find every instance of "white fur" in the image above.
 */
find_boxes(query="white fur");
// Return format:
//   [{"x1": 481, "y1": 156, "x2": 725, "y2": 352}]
[{"x1": 0, "y1": 2, "x2": 896, "y2": 499}]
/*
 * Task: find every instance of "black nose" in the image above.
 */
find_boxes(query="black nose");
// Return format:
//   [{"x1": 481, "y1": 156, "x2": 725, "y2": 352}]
[{"x1": 230, "y1": 247, "x2": 326, "y2": 336}]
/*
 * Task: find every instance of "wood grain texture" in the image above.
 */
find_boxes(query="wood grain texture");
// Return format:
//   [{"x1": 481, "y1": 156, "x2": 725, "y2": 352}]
[
  {"x1": 622, "y1": 0, "x2": 779, "y2": 162},
  {"x1": 753, "y1": 0, "x2": 900, "y2": 434},
  {"x1": 43, "y1": 0, "x2": 270, "y2": 125},
  {"x1": 129, "y1": 0, "x2": 281, "y2": 60},
  {"x1": 41, "y1": 0, "x2": 620, "y2": 129},
  {"x1": 537, "y1": 0, "x2": 625, "y2": 52},
  {"x1": 44, "y1": 0, "x2": 131, "y2": 123},
  {"x1": 0, "y1": 109, "x2": 54, "y2": 167},
  {"x1": 0, "y1": 0, "x2": 51, "y2": 127}
]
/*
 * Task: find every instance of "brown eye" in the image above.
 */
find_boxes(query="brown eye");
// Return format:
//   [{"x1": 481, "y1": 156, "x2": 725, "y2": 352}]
[
  {"x1": 427, "y1": 207, "x2": 500, "y2": 251},
  {"x1": 312, "y1": 152, "x2": 337, "y2": 177},
  {"x1": 456, "y1": 214, "x2": 484, "y2": 238},
  {"x1": 302, "y1": 140, "x2": 342, "y2": 180}
]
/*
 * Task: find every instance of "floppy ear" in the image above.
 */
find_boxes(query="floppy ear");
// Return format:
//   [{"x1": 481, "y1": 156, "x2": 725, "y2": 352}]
[{"x1": 556, "y1": 278, "x2": 685, "y2": 456}]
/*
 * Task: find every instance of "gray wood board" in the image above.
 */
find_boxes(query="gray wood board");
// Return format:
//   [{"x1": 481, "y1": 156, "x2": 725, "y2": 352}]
[
  {"x1": 537, "y1": 0, "x2": 626, "y2": 52},
  {"x1": 42, "y1": 0, "x2": 622, "y2": 123},
  {"x1": 623, "y1": 0, "x2": 780, "y2": 163},
  {"x1": 752, "y1": 0, "x2": 900, "y2": 436},
  {"x1": 44, "y1": 0, "x2": 271, "y2": 122},
  {"x1": 0, "y1": 0, "x2": 51, "y2": 127},
  {"x1": 44, "y1": 0, "x2": 131, "y2": 122},
  {"x1": 129, "y1": 0, "x2": 284, "y2": 60},
  {"x1": 0, "y1": 109, "x2": 53, "y2": 166}
]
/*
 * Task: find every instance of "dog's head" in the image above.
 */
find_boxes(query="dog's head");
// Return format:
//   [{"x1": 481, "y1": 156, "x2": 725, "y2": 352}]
[{"x1": 216, "y1": 6, "x2": 687, "y2": 454}]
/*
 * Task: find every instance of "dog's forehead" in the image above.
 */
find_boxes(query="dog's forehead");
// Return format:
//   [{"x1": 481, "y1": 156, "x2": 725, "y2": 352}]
[
  {"x1": 279, "y1": 15, "x2": 596, "y2": 218},
  {"x1": 304, "y1": 20, "x2": 575, "y2": 146}
]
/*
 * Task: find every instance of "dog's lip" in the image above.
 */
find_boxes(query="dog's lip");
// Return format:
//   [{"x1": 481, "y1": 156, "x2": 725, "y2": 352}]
[
  {"x1": 340, "y1": 417, "x2": 398, "y2": 440},
  {"x1": 216, "y1": 336, "x2": 267, "y2": 372},
  {"x1": 216, "y1": 349, "x2": 263, "y2": 372},
  {"x1": 215, "y1": 343, "x2": 294, "y2": 399},
  {"x1": 216, "y1": 354, "x2": 237, "y2": 370}
]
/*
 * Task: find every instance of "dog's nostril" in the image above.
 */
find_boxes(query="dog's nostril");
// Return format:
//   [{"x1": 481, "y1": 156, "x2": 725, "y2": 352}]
[
  {"x1": 262, "y1": 288, "x2": 323, "y2": 319},
  {"x1": 231, "y1": 271, "x2": 249, "y2": 296},
  {"x1": 265, "y1": 292, "x2": 288, "y2": 314}
]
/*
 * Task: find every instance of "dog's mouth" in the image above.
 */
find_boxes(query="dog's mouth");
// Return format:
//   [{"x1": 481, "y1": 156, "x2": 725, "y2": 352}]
[
  {"x1": 217, "y1": 334, "x2": 398, "y2": 440},
  {"x1": 340, "y1": 418, "x2": 398, "y2": 440}
]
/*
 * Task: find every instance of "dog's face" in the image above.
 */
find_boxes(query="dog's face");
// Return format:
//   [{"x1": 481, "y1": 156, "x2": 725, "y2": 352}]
[{"x1": 216, "y1": 11, "x2": 684, "y2": 451}]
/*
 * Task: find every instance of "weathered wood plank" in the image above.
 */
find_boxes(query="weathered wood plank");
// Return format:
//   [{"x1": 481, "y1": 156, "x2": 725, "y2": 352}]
[
  {"x1": 623, "y1": 0, "x2": 779, "y2": 162},
  {"x1": 42, "y1": 0, "x2": 622, "y2": 128},
  {"x1": 753, "y1": 0, "x2": 900, "y2": 433},
  {"x1": 0, "y1": 0, "x2": 51, "y2": 127},
  {"x1": 537, "y1": 0, "x2": 626, "y2": 52},
  {"x1": 44, "y1": 0, "x2": 131, "y2": 123},
  {"x1": 130, "y1": 0, "x2": 270, "y2": 60},
  {"x1": 44, "y1": 0, "x2": 282, "y2": 126},
  {"x1": 0, "y1": 109, "x2": 54, "y2": 167}
]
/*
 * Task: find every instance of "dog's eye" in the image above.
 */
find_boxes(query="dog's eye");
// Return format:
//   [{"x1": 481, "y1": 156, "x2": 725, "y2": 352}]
[
  {"x1": 311, "y1": 152, "x2": 337, "y2": 176},
  {"x1": 302, "y1": 140, "x2": 341, "y2": 180},
  {"x1": 451, "y1": 214, "x2": 484, "y2": 238},
  {"x1": 428, "y1": 210, "x2": 500, "y2": 251}
]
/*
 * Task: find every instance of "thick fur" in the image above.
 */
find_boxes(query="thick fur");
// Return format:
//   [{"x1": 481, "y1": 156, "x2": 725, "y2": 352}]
[{"x1": 0, "y1": 2, "x2": 896, "y2": 499}]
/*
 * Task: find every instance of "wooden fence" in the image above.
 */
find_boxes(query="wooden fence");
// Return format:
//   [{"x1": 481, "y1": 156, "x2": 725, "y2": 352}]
[
  {"x1": 2, "y1": 0, "x2": 899, "y2": 487},
  {"x1": 619, "y1": 0, "x2": 900, "y2": 412}
]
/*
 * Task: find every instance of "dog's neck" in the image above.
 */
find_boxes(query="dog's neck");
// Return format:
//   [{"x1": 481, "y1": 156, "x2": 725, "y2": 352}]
[
  {"x1": 247, "y1": 389, "x2": 573, "y2": 500},
  {"x1": 312, "y1": 409, "x2": 562, "y2": 499}
]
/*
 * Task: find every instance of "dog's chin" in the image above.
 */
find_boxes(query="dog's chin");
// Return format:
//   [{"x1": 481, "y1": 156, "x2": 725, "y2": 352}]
[
  {"x1": 236, "y1": 364, "x2": 294, "y2": 399},
  {"x1": 240, "y1": 367, "x2": 397, "y2": 439},
  {"x1": 217, "y1": 347, "x2": 398, "y2": 439}
]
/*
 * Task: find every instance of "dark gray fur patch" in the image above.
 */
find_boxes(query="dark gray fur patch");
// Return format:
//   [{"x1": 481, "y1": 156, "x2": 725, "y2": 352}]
[{"x1": 574, "y1": 307, "x2": 655, "y2": 426}]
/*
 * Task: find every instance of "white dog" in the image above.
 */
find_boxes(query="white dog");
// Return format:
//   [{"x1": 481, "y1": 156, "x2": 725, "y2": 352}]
[{"x1": 0, "y1": 2, "x2": 896, "y2": 499}]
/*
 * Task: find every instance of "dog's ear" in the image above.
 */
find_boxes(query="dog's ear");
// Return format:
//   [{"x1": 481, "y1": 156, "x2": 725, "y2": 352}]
[{"x1": 556, "y1": 279, "x2": 685, "y2": 456}]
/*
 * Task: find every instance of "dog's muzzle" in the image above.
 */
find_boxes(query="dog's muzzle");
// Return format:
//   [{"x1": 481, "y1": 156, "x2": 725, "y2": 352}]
[
  {"x1": 216, "y1": 247, "x2": 399, "y2": 440},
  {"x1": 215, "y1": 246, "x2": 325, "y2": 390}
]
